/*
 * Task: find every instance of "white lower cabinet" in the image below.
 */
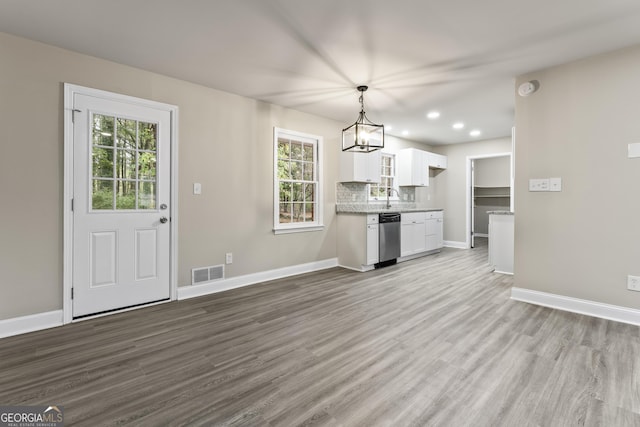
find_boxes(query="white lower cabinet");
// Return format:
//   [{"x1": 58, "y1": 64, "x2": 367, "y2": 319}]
[
  {"x1": 401, "y1": 212, "x2": 426, "y2": 257},
  {"x1": 425, "y1": 211, "x2": 444, "y2": 251},
  {"x1": 366, "y1": 221, "x2": 379, "y2": 266},
  {"x1": 338, "y1": 211, "x2": 443, "y2": 271},
  {"x1": 337, "y1": 214, "x2": 379, "y2": 271},
  {"x1": 401, "y1": 211, "x2": 444, "y2": 259}
]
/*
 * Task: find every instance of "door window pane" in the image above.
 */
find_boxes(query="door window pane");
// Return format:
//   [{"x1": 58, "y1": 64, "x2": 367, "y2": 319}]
[
  {"x1": 93, "y1": 115, "x2": 114, "y2": 147},
  {"x1": 116, "y1": 118, "x2": 137, "y2": 149},
  {"x1": 138, "y1": 182, "x2": 156, "y2": 209},
  {"x1": 115, "y1": 180, "x2": 136, "y2": 209},
  {"x1": 92, "y1": 147, "x2": 113, "y2": 178},
  {"x1": 138, "y1": 152, "x2": 156, "y2": 180},
  {"x1": 92, "y1": 179, "x2": 113, "y2": 210},
  {"x1": 138, "y1": 122, "x2": 157, "y2": 151},
  {"x1": 116, "y1": 149, "x2": 137, "y2": 180}
]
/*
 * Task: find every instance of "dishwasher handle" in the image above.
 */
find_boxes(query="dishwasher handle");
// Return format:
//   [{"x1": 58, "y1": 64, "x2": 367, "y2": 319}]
[{"x1": 379, "y1": 213, "x2": 401, "y2": 223}]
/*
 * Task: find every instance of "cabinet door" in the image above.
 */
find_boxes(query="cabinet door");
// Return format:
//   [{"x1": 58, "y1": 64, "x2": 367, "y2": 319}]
[
  {"x1": 366, "y1": 224, "x2": 379, "y2": 265},
  {"x1": 428, "y1": 153, "x2": 448, "y2": 169},
  {"x1": 436, "y1": 218, "x2": 444, "y2": 248},
  {"x1": 425, "y1": 218, "x2": 437, "y2": 251},
  {"x1": 414, "y1": 220, "x2": 426, "y2": 253},
  {"x1": 400, "y1": 222, "x2": 413, "y2": 256},
  {"x1": 397, "y1": 148, "x2": 428, "y2": 186},
  {"x1": 401, "y1": 213, "x2": 426, "y2": 255},
  {"x1": 339, "y1": 150, "x2": 381, "y2": 183}
]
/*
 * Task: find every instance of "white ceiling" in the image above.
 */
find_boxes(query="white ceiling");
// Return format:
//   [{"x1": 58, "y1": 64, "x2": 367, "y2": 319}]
[{"x1": 2, "y1": 0, "x2": 640, "y2": 145}]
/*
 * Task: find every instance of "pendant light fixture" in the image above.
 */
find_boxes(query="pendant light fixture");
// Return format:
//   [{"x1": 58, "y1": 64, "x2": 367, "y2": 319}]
[{"x1": 342, "y1": 85, "x2": 384, "y2": 152}]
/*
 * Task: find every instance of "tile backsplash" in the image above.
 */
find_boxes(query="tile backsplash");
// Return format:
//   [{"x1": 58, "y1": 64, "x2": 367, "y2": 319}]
[{"x1": 336, "y1": 182, "x2": 417, "y2": 210}]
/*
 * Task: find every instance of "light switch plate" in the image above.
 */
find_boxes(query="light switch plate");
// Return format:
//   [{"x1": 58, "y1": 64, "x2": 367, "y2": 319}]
[
  {"x1": 529, "y1": 178, "x2": 549, "y2": 192},
  {"x1": 549, "y1": 177, "x2": 562, "y2": 192},
  {"x1": 193, "y1": 183, "x2": 202, "y2": 195}
]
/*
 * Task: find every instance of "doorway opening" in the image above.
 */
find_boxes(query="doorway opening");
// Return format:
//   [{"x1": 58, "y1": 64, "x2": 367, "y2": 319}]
[{"x1": 466, "y1": 152, "x2": 513, "y2": 249}]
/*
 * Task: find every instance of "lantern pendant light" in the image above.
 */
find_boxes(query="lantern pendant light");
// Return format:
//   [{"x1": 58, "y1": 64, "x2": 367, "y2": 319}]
[{"x1": 342, "y1": 85, "x2": 384, "y2": 152}]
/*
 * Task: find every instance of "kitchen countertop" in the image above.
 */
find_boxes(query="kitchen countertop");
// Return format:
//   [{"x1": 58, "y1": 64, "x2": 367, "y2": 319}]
[
  {"x1": 487, "y1": 210, "x2": 514, "y2": 215},
  {"x1": 336, "y1": 204, "x2": 443, "y2": 214}
]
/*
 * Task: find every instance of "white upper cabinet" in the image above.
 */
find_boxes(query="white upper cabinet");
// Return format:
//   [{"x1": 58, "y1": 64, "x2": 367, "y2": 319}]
[
  {"x1": 397, "y1": 148, "x2": 428, "y2": 186},
  {"x1": 428, "y1": 152, "x2": 447, "y2": 169},
  {"x1": 339, "y1": 150, "x2": 381, "y2": 183},
  {"x1": 397, "y1": 148, "x2": 447, "y2": 186}
]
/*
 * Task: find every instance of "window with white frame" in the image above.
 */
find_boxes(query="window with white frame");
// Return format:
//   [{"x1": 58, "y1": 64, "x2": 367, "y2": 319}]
[
  {"x1": 273, "y1": 128, "x2": 323, "y2": 233},
  {"x1": 369, "y1": 153, "x2": 396, "y2": 199}
]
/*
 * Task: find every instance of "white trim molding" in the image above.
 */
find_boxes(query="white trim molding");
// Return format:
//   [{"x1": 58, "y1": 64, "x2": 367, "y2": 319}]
[
  {"x1": 444, "y1": 240, "x2": 467, "y2": 249},
  {"x1": 511, "y1": 287, "x2": 640, "y2": 326},
  {"x1": 178, "y1": 258, "x2": 338, "y2": 300},
  {"x1": 0, "y1": 311, "x2": 63, "y2": 339}
]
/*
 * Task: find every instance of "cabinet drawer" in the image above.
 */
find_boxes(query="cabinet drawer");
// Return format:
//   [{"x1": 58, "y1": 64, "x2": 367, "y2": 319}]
[
  {"x1": 367, "y1": 214, "x2": 378, "y2": 224},
  {"x1": 425, "y1": 211, "x2": 443, "y2": 220},
  {"x1": 401, "y1": 212, "x2": 425, "y2": 224}
]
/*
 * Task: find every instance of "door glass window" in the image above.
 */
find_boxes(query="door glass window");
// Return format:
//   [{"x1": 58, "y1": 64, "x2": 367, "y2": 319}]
[{"x1": 91, "y1": 114, "x2": 157, "y2": 210}]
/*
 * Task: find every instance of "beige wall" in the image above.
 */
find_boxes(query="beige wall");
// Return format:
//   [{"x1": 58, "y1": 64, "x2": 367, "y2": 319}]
[
  {"x1": 0, "y1": 32, "x2": 343, "y2": 320},
  {"x1": 431, "y1": 137, "x2": 512, "y2": 244},
  {"x1": 515, "y1": 45, "x2": 640, "y2": 309}
]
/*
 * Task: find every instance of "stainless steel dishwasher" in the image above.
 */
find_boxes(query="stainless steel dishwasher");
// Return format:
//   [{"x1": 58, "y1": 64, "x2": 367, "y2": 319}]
[{"x1": 378, "y1": 212, "x2": 401, "y2": 267}]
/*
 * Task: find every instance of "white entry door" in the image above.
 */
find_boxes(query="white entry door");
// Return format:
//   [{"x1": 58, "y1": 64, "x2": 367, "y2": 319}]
[{"x1": 72, "y1": 92, "x2": 172, "y2": 318}]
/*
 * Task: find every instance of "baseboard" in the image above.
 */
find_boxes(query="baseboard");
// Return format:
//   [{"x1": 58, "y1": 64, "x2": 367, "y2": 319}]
[
  {"x1": 338, "y1": 264, "x2": 375, "y2": 273},
  {"x1": 0, "y1": 310, "x2": 63, "y2": 339},
  {"x1": 444, "y1": 240, "x2": 467, "y2": 249},
  {"x1": 511, "y1": 287, "x2": 640, "y2": 326},
  {"x1": 494, "y1": 270, "x2": 514, "y2": 275},
  {"x1": 178, "y1": 258, "x2": 339, "y2": 300}
]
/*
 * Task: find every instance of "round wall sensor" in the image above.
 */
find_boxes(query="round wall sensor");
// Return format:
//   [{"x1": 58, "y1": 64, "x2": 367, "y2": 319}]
[{"x1": 518, "y1": 81, "x2": 537, "y2": 97}]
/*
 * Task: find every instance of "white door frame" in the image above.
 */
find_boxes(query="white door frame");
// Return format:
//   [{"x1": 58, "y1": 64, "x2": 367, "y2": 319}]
[
  {"x1": 465, "y1": 152, "x2": 512, "y2": 249},
  {"x1": 63, "y1": 83, "x2": 179, "y2": 324}
]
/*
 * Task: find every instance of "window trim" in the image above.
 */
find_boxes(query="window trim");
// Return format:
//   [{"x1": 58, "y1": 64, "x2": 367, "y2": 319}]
[
  {"x1": 369, "y1": 152, "x2": 399, "y2": 201},
  {"x1": 273, "y1": 127, "x2": 324, "y2": 234}
]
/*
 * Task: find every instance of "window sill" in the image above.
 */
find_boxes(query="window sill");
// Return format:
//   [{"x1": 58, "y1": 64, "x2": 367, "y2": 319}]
[{"x1": 273, "y1": 225, "x2": 324, "y2": 235}]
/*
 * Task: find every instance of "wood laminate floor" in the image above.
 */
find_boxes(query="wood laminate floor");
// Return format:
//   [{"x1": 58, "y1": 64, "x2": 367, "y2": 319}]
[{"x1": 2, "y1": 239, "x2": 640, "y2": 426}]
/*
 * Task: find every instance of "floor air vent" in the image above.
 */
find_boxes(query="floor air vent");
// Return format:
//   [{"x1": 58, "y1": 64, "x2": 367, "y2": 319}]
[{"x1": 191, "y1": 264, "x2": 224, "y2": 285}]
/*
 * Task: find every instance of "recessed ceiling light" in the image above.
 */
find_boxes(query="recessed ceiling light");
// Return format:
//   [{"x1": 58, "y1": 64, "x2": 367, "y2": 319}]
[
  {"x1": 402, "y1": 130, "x2": 409, "y2": 136},
  {"x1": 427, "y1": 111, "x2": 440, "y2": 119},
  {"x1": 452, "y1": 122, "x2": 465, "y2": 130},
  {"x1": 470, "y1": 130, "x2": 481, "y2": 137}
]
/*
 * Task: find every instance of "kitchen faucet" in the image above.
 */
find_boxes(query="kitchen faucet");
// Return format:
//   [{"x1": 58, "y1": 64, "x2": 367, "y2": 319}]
[{"x1": 386, "y1": 188, "x2": 400, "y2": 209}]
